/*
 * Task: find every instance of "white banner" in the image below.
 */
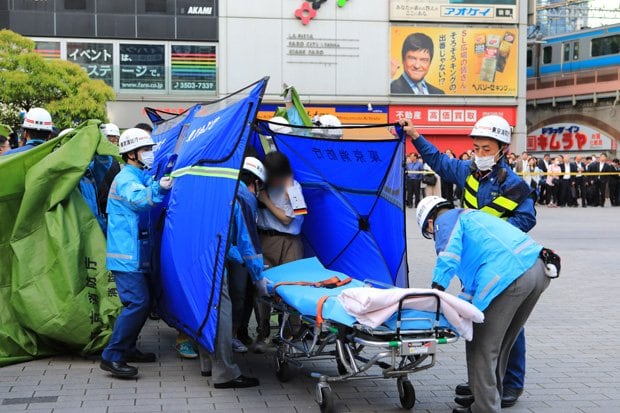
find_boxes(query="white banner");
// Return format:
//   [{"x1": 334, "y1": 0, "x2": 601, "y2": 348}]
[{"x1": 389, "y1": 0, "x2": 518, "y2": 24}]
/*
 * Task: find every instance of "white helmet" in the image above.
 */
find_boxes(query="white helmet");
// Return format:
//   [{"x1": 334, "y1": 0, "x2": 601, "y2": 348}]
[
  {"x1": 470, "y1": 115, "x2": 512, "y2": 145},
  {"x1": 314, "y1": 114, "x2": 342, "y2": 138},
  {"x1": 268, "y1": 116, "x2": 292, "y2": 134},
  {"x1": 416, "y1": 196, "x2": 454, "y2": 239},
  {"x1": 101, "y1": 123, "x2": 120, "y2": 137},
  {"x1": 58, "y1": 128, "x2": 74, "y2": 138},
  {"x1": 242, "y1": 156, "x2": 266, "y2": 183},
  {"x1": 22, "y1": 108, "x2": 53, "y2": 132},
  {"x1": 118, "y1": 128, "x2": 154, "y2": 154}
]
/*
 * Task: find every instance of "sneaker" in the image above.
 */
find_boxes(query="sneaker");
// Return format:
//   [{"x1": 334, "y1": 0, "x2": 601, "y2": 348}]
[
  {"x1": 232, "y1": 338, "x2": 248, "y2": 353},
  {"x1": 175, "y1": 341, "x2": 198, "y2": 359},
  {"x1": 237, "y1": 333, "x2": 253, "y2": 347},
  {"x1": 253, "y1": 339, "x2": 269, "y2": 354}
]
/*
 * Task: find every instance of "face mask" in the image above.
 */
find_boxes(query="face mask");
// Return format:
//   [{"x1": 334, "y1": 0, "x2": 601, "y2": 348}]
[
  {"x1": 474, "y1": 150, "x2": 501, "y2": 171},
  {"x1": 140, "y1": 150, "x2": 155, "y2": 169}
]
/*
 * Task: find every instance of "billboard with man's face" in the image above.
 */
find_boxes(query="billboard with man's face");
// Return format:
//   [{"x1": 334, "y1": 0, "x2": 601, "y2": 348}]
[
  {"x1": 390, "y1": 0, "x2": 518, "y2": 24},
  {"x1": 390, "y1": 26, "x2": 518, "y2": 97}
]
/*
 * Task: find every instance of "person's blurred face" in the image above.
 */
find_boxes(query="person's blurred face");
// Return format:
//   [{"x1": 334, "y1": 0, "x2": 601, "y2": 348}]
[
  {"x1": 600, "y1": 154, "x2": 607, "y2": 163},
  {"x1": 403, "y1": 49, "x2": 431, "y2": 83},
  {"x1": 575, "y1": 155, "x2": 582, "y2": 162},
  {"x1": 472, "y1": 137, "x2": 501, "y2": 158},
  {"x1": 521, "y1": 152, "x2": 528, "y2": 160},
  {"x1": 107, "y1": 134, "x2": 119, "y2": 145},
  {"x1": 544, "y1": 155, "x2": 550, "y2": 161},
  {"x1": 462, "y1": 153, "x2": 470, "y2": 160},
  {"x1": 0, "y1": 139, "x2": 10, "y2": 154}
]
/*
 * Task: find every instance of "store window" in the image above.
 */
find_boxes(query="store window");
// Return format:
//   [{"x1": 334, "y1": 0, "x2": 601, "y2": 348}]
[
  {"x1": 67, "y1": 42, "x2": 114, "y2": 86},
  {"x1": 170, "y1": 44, "x2": 217, "y2": 93},
  {"x1": 119, "y1": 44, "x2": 166, "y2": 91}
]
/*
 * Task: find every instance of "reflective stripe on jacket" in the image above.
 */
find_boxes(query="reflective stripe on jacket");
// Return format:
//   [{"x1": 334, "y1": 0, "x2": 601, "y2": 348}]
[
  {"x1": 462, "y1": 173, "x2": 531, "y2": 220},
  {"x1": 432, "y1": 209, "x2": 543, "y2": 311},
  {"x1": 106, "y1": 165, "x2": 167, "y2": 272},
  {"x1": 413, "y1": 135, "x2": 537, "y2": 232}
]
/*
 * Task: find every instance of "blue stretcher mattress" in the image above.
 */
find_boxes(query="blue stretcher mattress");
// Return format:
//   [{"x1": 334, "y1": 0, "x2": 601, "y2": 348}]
[{"x1": 266, "y1": 257, "x2": 452, "y2": 332}]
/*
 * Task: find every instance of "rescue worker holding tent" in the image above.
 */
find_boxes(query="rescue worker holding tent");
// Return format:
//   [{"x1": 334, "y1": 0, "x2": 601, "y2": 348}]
[
  {"x1": 4, "y1": 108, "x2": 54, "y2": 155},
  {"x1": 198, "y1": 156, "x2": 267, "y2": 389},
  {"x1": 416, "y1": 195, "x2": 557, "y2": 413},
  {"x1": 100, "y1": 128, "x2": 172, "y2": 378},
  {"x1": 400, "y1": 115, "x2": 535, "y2": 408}
]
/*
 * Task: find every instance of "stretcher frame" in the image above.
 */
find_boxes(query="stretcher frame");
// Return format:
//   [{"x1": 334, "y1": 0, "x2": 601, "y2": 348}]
[{"x1": 262, "y1": 287, "x2": 459, "y2": 412}]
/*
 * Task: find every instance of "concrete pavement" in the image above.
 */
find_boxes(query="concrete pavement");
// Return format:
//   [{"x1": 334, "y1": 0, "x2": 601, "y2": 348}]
[{"x1": 1, "y1": 206, "x2": 619, "y2": 413}]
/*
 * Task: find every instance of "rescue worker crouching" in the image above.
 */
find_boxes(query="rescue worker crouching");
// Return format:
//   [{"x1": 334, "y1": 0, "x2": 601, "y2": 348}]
[
  {"x1": 100, "y1": 128, "x2": 173, "y2": 378},
  {"x1": 416, "y1": 196, "x2": 555, "y2": 413},
  {"x1": 197, "y1": 156, "x2": 268, "y2": 389},
  {"x1": 400, "y1": 115, "x2": 535, "y2": 408}
]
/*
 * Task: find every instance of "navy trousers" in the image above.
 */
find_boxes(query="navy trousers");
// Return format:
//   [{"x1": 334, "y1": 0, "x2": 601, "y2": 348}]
[{"x1": 102, "y1": 271, "x2": 151, "y2": 362}]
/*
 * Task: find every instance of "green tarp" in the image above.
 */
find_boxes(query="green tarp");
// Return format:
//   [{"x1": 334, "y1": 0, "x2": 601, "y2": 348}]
[{"x1": 0, "y1": 121, "x2": 121, "y2": 366}]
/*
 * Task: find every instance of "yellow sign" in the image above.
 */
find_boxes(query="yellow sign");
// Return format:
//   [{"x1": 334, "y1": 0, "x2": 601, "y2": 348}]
[{"x1": 390, "y1": 26, "x2": 518, "y2": 97}]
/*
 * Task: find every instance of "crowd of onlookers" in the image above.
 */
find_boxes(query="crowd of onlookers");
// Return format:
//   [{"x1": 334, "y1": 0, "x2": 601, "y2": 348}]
[{"x1": 406, "y1": 149, "x2": 620, "y2": 208}]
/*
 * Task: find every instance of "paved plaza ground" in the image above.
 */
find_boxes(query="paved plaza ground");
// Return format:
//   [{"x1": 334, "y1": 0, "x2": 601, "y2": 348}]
[{"x1": 1, "y1": 206, "x2": 619, "y2": 413}]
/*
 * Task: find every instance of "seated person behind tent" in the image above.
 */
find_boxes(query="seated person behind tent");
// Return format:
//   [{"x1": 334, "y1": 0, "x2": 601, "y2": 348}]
[
  {"x1": 253, "y1": 151, "x2": 306, "y2": 353},
  {"x1": 416, "y1": 196, "x2": 555, "y2": 413},
  {"x1": 100, "y1": 128, "x2": 173, "y2": 379},
  {"x1": 198, "y1": 156, "x2": 268, "y2": 389}
]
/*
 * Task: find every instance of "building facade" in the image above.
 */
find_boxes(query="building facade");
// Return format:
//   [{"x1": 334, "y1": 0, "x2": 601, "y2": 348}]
[{"x1": 1, "y1": 0, "x2": 529, "y2": 153}]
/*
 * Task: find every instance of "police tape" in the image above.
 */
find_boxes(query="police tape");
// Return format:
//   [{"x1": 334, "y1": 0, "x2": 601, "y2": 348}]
[{"x1": 405, "y1": 171, "x2": 619, "y2": 176}]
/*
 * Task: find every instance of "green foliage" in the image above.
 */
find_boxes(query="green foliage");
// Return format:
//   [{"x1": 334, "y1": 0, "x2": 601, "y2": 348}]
[{"x1": 0, "y1": 30, "x2": 115, "y2": 130}]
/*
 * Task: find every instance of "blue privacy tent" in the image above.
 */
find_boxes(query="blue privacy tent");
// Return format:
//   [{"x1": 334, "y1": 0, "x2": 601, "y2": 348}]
[
  {"x1": 148, "y1": 80, "x2": 408, "y2": 352},
  {"x1": 149, "y1": 79, "x2": 268, "y2": 352},
  {"x1": 253, "y1": 122, "x2": 409, "y2": 288}
]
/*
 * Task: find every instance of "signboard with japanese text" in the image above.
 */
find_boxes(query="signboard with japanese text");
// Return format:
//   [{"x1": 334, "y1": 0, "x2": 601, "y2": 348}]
[
  {"x1": 390, "y1": 26, "x2": 518, "y2": 97},
  {"x1": 389, "y1": 0, "x2": 517, "y2": 24},
  {"x1": 119, "y1": 44, "x2": 165, "y2": 90},
  {"x1": 389, "y1": 105, "x2": 517, "y2": 134},
  {"x1": 527, "y1": 123, "x2": 616, "y2": 153},
  {"x1": 34, "y1": 41, "x2": 60, "y2": 60},
  {"x1": 66, "y1": 42, "x2": 114, "y2": 86},
  {"x1": 171, "y1": 45, "x2": 216, "y2": 93}
]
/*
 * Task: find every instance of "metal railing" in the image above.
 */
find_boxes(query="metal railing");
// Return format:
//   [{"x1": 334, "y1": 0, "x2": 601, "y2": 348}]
[{"x1": 527, "y1": 67, "x2": 620, "y2": 100}]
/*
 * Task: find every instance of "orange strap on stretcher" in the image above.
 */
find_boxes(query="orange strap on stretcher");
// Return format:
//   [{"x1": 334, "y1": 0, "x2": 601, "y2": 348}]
[{"x1": 272, "y1": 276, "x2": 353, "y2": 328}]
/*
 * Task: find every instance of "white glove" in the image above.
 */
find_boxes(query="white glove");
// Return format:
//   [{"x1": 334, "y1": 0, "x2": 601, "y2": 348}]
[
  {"x1": 159, "y1": 176, "x2": 173, "y2": 191},
  {"x1": 256, "y1": 277, "x2": 270, "y2": 297}
]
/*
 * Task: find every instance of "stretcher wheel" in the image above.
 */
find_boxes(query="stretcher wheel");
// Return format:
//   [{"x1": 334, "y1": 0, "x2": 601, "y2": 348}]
[
  {"x1": 397, "y1": 377, "x2": 416, "y2": 409},
  {"x1": 274, "y1": 352, "x2": 294, "y2": 382},
  {"x1": 316, "y1": 385, "x2": 334, "y2": 413}
]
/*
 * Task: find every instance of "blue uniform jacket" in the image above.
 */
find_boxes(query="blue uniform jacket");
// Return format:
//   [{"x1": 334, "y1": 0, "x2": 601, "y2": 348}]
[
  {"x1": 413, "y1": 135, "x2": 536, "y2": 232},
  {"x1": 3, "y1": 139, "x2": 45, "y2": 155},
  {"x1": 227, "y1": 182, "x2": 264, "y2": 282},
  {"x1": 432, "y1": 209, "x2": 543, "y2": 311},
  {"x1": 106, "y1": 165, "x2": 167, "y2": 273}
]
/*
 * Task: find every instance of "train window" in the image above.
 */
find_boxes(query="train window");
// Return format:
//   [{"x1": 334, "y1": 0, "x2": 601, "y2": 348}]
[
  {"x1": 527, "y1": 49, "x2": 532, "y2": 67},
  {"x1": 563, "y1": 43, "x2": 570, "y2": 62},
  {"x1": 573, "y1": 42, "x2": 579, "y2": 60},
  {"x1": 543, "y1": 46, "x2": 552, "y2": 64},
  {"x1": 591, "y1": 35, "x2": 620, "y2": 57}
]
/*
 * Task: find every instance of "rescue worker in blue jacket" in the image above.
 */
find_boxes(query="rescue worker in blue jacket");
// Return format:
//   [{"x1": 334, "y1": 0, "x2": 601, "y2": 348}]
[
  {"x1": 4, "y1": 108, "x2": 54, "y2": 156},
  {"x1": 416, "y1": 196, "x2": 553, "y2": 413},
  {"x1": 400, "y1": 115, "x2": 535, "y2": 407},
  {"x1": 198, "y1": 156, "x2": 267, "y2": 389},
  {"x1": 100, "y1": 128, "x2": 172, "y2": 378}
]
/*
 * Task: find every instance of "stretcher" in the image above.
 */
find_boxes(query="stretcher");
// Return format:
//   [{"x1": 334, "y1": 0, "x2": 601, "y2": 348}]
[{"x1": 262, "y1": 258, "x2": 459, "y2": 413}]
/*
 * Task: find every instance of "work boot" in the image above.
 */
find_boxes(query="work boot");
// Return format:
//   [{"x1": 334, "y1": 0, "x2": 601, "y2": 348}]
[
  {"x1": 452, "y1": 407, "x2": 472, "y2": 413},
  {"x1": 454, "y1": 395, "x2": 474, "y2": 407},
  {"x1": 100, "y1": 360, "x2": 138, "y2": 378},
  {"x1": 455, "y1": 382, "x2": 472, "y2": 396},
  {"x1": 502, "y1": 387, "x2": 523, "y2": 408}
]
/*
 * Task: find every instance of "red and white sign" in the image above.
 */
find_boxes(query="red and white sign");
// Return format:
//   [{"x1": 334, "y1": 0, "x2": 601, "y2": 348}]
[
  {"x1": 527, "y1": 123, "x2": 616, "y2": 153},
  {"x1": 389, "y1": 105, "x2": 517, "y2": 135}
]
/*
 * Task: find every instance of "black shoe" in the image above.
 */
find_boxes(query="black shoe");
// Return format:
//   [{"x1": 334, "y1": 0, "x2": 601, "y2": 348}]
[
  {"x1": 148, "y1": 312, "x2": 160, "y2": 320},
  {"x1": 201, "y1": 371, "x2": 212, "y2": 377},
  {"x1": 455, "y1": 382, "x2": 472, "y2": 396},
  {"x1": 454, "y1": 395, "x2": 474, "y2": 407},
  {"x1": 502, "y1": 387, "x2": 523, "y2": 408},
  {"x1": 100, "y1": 360, "x2": 138, "y2": 378},
  {"x1": 213, "y1": 375, "x2": 259, "y2": 389},
  {"x1": 452, "y1": 407, "x2": 472, "y2": 413},
  {"x1": 125, "y1": 350, "x2": 156, "y2": 363}
]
